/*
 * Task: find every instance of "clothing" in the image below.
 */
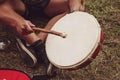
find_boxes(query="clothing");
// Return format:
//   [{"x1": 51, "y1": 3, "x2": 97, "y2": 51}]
[
  {"x1": 16, "y1": 38, "x2": 37, "y2": 67},
  {"x1": 30, "y1": 39, "x2": 48, "y2": 63},
  {"x1": 0, "y1": 0, "x2": 5, "y2": 4},
  {"x1": 16, "y1": 38, "x2": 47, "y2": 67},
  {"x1": 22, "y1": 0, "x2": 50, "y2": 16}
]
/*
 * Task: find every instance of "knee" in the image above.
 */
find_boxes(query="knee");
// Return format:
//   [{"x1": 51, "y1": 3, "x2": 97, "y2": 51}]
[
  {"x1": 8, "y1": 0, "x2": 26, "y2": 14},
  {"x1": 44, "y1": 0, "x2": 69, "y2": 17}
]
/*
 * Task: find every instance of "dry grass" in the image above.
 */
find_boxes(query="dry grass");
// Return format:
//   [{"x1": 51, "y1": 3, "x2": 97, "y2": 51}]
[{"x1": 0, "y1": 0, "x2": 120, "y2": 80}]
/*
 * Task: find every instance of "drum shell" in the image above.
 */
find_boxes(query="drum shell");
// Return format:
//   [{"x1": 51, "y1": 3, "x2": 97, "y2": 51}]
[
  {"x1": 45, "y1": 11, "x2": 104, "y2": 69},
  {"x1": 77, "y1": 32, "x2": 104, "y2": 68},
  {"x1": 56, "y1": 32, "x2": 104, "y2": 69}
]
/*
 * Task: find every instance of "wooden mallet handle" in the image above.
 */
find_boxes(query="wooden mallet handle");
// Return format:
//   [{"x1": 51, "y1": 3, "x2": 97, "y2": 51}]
[{"x1": 32, "y1": 27, "x2": 66, "y2": 38}]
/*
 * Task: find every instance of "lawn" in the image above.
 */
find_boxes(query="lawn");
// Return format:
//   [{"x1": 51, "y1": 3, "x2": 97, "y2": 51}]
[{"x1": 0, "y1": 0, "x2": 120, "y2": 80}]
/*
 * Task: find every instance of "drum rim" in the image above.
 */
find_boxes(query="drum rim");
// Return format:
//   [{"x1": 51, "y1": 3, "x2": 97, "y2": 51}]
[
  {"x1": 48, "y1": 30, "x2": 101, "y2": 69},
  {"x1": 45, "y1": 11, "x2": 101, "y2": 69}
]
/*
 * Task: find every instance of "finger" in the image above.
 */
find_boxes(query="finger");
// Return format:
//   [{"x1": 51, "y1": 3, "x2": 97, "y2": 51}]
[
  {"x1": 25, "y1": 25, "x2": 33, "y2": 33},
  {"x1": 22, "y1": 24, "x2": 33, "y2": 34},
  {"x1": 70, "y1": 7, "x2": 80, "y2": 13},
  {"x1": 81, "y1": 0, "x2": 84, "y2": 5},
  {"x1": 28, "y1": 21, "x2": 35, "y2": 27},
  {"x1": 79, "y1": 0, "x2": 85, "y2": 11},
  {"x1": 25, "y1": 21, "x2": 34, "y2": 32},
  {"x1": 22, "y1": 28, "x2": 33, "y2": 35},
  {"x1": 26, "y1": 20, "x2": 35, "y2": 27},
  {"x1": 79, "y1": 5, "x2": 85, "y2": 11},
  {"x1": 16, "y1": 27, "x2": 23, "y2": 35}
]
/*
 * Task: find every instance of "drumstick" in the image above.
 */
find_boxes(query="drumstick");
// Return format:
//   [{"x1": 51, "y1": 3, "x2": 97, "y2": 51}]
[{"x1": 32, "y1": 27, "x2": 67, "y2": 38}]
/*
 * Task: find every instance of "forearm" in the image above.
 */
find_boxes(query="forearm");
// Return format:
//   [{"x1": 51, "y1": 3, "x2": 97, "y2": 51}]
[
  {"x1": 0, "y1": 5, "x2": 25, "y2": 27},
  {"x1": 0, "y1": 13, "x2": 20, "y2": 27}
]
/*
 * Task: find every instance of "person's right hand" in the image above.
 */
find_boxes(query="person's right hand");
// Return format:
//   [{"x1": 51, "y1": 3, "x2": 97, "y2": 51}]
[
  {"x1": 13, "y1": 19, "x2": 35, "y2": 35},
  {"x1": 0, "y1": 4, "x2": 35, "y2": 35}
]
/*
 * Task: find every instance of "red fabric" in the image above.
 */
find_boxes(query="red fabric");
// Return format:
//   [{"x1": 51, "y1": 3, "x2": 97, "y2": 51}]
[{"x1": 0, "y1": 70, "x2": 30, "y2": 80}]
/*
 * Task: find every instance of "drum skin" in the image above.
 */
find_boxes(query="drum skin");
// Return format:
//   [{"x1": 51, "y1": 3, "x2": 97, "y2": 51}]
[{"x1": 45, "y1": 11, "x2": 104, "y2": 69}]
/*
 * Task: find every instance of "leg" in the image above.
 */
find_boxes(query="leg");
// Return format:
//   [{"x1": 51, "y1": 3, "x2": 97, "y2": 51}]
[
  {"x1": 38, "y1": 0, "x2": 69, "y2": 41},
  {"x1": 5, "y1": 0, "x2": 26, "y2": 15},
  {"x1": 44, "y1": 0, "x2": 69, "y2": 17}
]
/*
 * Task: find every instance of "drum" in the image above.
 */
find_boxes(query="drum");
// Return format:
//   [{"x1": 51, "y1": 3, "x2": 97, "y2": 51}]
[{"x1": 45, "y1": 11, "x2": 104, "y2": 69}]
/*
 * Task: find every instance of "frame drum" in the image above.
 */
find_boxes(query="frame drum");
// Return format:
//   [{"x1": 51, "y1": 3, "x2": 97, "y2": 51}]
[{"x1": 45, "y1": 11, "x2": 103, "y2": 69}]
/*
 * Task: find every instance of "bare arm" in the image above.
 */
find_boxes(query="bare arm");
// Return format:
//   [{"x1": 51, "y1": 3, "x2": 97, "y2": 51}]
[{"x1": 0, "y1": 4, "x2": 34, "y2": 34}]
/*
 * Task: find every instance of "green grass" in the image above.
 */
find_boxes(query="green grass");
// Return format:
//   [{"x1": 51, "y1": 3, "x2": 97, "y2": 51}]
[{"x1": 0, "y1": 0, "x2": 120, "y2": 80}]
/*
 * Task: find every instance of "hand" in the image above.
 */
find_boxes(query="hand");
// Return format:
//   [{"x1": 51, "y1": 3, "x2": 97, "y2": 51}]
[
  {"x1": 69, "y1": 0, "x2": 85, "y2": 12},
  {"x1": 0, "y1": 5, "x2": 35, "y2": 35},
  {"x1": 14, "y1": 19, "x2": 35, "y2": 35}
]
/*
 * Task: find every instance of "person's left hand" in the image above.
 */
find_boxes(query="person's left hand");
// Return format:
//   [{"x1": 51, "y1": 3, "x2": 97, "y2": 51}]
[{"x1": 69, "y1": 0, "x2": 85, "y2": 12}]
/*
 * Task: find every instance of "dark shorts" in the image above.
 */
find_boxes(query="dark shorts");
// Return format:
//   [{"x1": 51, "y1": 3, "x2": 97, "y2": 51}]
[
  {"x1": 0, "y1": 0, "x2": 5, "y2": 4},
  {"x1": 22, "y1": 0, "x2": 50, "y2": 17}
]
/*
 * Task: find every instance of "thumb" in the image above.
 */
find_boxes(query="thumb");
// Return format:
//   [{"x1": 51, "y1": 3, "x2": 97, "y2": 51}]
[
  {"x1": 79, "y1": 0, "x2": 85, "y2": 11},
  {"x1": 28, "y1": 20, "x2": 35, "y2": 27},
  {"x1": 79, "y1": 5, "x2": 85, "y2": 11},
  {"x1": 25, "y1": 20, "x2": 34, "y2": 31},
  {"x1": 24, "y1": 23, "x2": 33, "y2": 33}
]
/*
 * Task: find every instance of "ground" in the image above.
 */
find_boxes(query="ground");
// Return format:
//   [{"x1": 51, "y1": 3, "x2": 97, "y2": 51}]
[{"x1": 0, "y1": 0, "x2": 120, "y2": 80}]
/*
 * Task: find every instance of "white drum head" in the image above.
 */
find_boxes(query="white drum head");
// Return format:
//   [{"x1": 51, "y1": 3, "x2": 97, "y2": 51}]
[{"x1": 45, "y1": 11, "x2": 101, "y2": 69}]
